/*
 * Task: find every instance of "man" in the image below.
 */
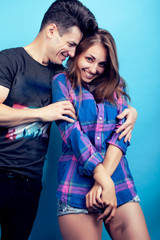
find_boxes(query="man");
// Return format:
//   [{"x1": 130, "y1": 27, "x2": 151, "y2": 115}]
[{"x1": 0, "y1": 0, "x2": 137, "y2": 239}]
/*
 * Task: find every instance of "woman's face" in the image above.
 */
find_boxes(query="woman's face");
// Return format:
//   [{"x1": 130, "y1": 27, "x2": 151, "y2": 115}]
[{"x1": 77, "y1": 43, "x2": 107, "y2": 83}]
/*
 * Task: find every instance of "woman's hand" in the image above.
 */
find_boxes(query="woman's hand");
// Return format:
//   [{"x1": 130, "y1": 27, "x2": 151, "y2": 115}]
[
  {"x1": 92, "y1": 164, "x2": 117, "y2": 223},
  {"x1": 116, "y1": 105, "x2": 137, "y2": 142},
  {"x1": 86, "y1": 182, "x2": 103, "y2": 211},
  {"x1": 97, "y1": 177, "x2": 117, "y2": 224}
]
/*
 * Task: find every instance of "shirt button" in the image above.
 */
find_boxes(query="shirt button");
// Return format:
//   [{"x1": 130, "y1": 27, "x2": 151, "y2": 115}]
[{"x1": 97, "y1": 136, "x2": 100, "y2": 140}]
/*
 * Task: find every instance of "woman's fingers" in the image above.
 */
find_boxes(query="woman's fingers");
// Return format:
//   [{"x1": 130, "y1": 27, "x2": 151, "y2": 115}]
[
  {"x1": 86, "y1": 184, "x2": 103, "y2": 211},
  {"x1": 97, "y1": 204, "x2": 116, "y2": 223}
]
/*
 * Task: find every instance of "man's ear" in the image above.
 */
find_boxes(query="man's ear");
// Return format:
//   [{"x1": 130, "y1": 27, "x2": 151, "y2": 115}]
[{"x1": 47, "y1": 23, "x2": 58, "y2": 38}]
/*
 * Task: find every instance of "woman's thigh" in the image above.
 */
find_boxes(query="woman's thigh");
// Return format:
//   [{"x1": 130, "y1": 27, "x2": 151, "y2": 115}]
[
  {"x1": 58, "y1": 213, "x2": 103, "y2": 240},
  {"x1": 105, "y1": 202, "x2": 150, "y2": 240}
]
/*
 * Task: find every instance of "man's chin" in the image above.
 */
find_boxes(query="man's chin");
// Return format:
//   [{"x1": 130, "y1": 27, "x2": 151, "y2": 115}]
[
  {"x1": 53, "y1": 59, "x2": 64, "y2": 65},
  {"x1": 58, "y1": 57, "x2": 66, "y2": 64}
]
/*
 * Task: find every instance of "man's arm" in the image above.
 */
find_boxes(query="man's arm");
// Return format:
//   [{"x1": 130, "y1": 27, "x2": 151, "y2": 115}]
[
  {"x1": 116, "y1": 105, "x2": 137, "y2": 142},
  {"x1": 0, "y1": 85, "x2": 76, "y2": 127}
]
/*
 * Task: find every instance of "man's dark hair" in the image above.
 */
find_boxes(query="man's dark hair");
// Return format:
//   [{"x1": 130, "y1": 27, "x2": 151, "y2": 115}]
[{"x1": 40, "y1": 0, "x2": 98, "y2": 36}]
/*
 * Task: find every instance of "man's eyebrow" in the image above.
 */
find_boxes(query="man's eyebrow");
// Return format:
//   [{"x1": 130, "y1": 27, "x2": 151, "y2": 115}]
[{"x1": 68, "y1": 41, "x2": 78, "y2": 46}]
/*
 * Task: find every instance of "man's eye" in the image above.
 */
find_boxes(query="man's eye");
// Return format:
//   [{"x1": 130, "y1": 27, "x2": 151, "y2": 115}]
[{"x1": 68, "y1": 43, "x2": 75, "y2": 47}]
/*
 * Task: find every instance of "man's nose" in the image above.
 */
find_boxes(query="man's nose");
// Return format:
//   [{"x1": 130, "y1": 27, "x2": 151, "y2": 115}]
[{"x1": 68, "y1": 48, "x2": 76, "y2": 58}]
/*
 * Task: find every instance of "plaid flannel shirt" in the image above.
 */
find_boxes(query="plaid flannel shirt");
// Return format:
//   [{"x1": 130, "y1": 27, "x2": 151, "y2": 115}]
[{"x1": 52, "y1": 73, "x2": 137, "y2": 208}]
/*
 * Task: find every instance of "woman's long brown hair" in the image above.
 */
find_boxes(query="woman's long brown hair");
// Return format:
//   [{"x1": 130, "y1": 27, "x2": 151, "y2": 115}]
[{"x1": 67, "y1": 28, "x2": 130, "y2": 103}]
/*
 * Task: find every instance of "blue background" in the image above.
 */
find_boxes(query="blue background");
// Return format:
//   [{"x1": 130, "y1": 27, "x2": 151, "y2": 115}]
[{"x1": 0, "y1": 0, "x2": 160, "y2": 239}]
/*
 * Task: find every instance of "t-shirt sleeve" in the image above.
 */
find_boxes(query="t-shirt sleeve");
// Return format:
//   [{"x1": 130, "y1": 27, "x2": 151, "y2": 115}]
[
  {"x1": 52, "y1": 73, "x2": 104, "y2": 177},
  {"x1": 0, "y1": 50, "x2": 15, "y2": 89}
]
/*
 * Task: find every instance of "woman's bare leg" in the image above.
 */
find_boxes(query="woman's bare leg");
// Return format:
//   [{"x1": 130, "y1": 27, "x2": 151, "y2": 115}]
[
  {"x1": 58, "y1": 213, "x2": 102, "y2": 240},
  {"x1": 105, "y1": 202, "x2": 150, "y2": 240}
]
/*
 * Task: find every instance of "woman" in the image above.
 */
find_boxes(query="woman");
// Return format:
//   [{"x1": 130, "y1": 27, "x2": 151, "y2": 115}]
[{"x1": 52, "y1": 29, "x2": 150, "y2": 240}]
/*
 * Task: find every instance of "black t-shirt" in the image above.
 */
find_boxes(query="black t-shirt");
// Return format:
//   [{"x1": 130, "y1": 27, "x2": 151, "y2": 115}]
[{"x1": 0, "y1": 47, "x2": 63, "y2": 178}]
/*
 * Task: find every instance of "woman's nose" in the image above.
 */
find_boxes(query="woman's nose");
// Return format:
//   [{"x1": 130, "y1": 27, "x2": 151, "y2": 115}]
[{"x1": 90, "y1": 64, "x2": 97, "y2": 74}]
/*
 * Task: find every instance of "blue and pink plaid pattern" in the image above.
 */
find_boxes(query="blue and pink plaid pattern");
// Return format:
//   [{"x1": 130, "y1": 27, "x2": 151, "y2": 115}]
[{"x1": 52, "y1": 73, "x2": 137, "y2": 208}]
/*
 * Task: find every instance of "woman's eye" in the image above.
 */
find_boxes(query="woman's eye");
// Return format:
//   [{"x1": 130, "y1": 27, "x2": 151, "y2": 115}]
[
  {"x1": 86, "y1": 57, "x2": 92, "y2": 62},
  {"x1": 99, "y1": 63, "x2": 106, "y2": 68}
]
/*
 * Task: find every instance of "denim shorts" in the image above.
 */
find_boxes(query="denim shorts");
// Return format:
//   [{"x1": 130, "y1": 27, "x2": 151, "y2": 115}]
[{"x1": 57, "y1": 195, "x2": 140, "y2": 217}]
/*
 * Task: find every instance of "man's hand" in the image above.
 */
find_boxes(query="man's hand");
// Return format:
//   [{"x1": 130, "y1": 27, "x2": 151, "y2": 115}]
[
  {"x1": 39, "y1": 101, "x2": 76, "y2": 123},
  {"x1": 116, "y1": 106, "x2": 137, "y2": 142}
]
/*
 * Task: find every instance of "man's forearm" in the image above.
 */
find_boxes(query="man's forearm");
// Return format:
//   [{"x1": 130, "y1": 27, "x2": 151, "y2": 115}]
[
  {"x1": 0, "y1": 103, "x2": 41, "y2": 127},
  {"x1": 0, "y1": 100, "x2": 77, "y2": 127}
]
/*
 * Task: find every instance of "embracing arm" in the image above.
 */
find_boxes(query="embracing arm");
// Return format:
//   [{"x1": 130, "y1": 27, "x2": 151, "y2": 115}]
[
  {"x1": 0, "y1": 85, "x2": 76, "y2": 127},
  {"x1": 117, "y1": 105, "x2": 137, "y2": 142},
  {"x1": 116, "y1": 78, "x2": 137, "y2": 142}
]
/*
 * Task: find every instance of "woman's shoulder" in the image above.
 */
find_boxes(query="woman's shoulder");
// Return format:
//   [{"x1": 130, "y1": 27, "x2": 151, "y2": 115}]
[
  {"x1": 52, "y1": 72, "x2": 71, "y2": 88},
  {"x1": 53, "y1": 72, "x2": 67, "y2": 82},
  {"x1": 52, "y1": 72, "x2": 73, "y2": 98},
  {"x1": 53, "y1": 72, "x2": 73, "y2": 87}
]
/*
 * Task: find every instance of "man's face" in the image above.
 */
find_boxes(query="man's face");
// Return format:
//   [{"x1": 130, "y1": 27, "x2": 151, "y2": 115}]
[{"x1": 48, "y1": 26, "x2": 83, "y2": 64}]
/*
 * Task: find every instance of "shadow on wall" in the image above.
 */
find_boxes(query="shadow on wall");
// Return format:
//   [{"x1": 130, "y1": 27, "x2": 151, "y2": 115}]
[{"x1": 29, "y1": 122, "x2": 63, "y2": 240}]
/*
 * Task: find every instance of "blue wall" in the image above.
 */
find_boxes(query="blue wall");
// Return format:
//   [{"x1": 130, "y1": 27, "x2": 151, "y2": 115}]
[{"x1": 0, "y1": 0, "x2": 159, "y2": 239}]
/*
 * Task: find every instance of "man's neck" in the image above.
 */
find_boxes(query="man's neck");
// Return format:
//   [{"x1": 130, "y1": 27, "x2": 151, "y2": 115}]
[{"x1": 24, "y1": 35, "x2": 49, "y2": 66}]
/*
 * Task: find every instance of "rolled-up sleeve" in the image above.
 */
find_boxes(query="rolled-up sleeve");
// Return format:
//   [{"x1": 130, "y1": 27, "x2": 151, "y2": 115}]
[{"x1": 52, "y1": 73, "x2": 103, "y2": 177}]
